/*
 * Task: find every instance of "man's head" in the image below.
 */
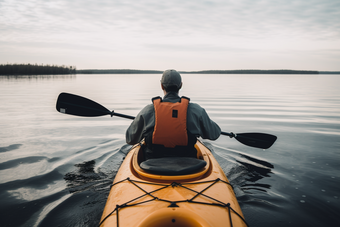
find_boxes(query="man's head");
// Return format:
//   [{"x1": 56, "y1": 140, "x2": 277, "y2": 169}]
[{"x1": 161, "y1": 69, "x2": 182, "y2": 93}]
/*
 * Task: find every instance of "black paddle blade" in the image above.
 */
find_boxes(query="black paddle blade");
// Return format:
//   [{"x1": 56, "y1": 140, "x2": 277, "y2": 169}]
[
  {"x1": 234, "y1": 133, "x2": 277, "y2": 149},
  {"x1": 56, "y1": 93, "x2": 111, "y2": 117}
]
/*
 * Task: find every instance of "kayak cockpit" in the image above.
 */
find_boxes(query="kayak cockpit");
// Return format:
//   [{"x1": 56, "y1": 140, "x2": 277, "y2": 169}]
[
  {"x1": 140, "y1": 157, "x2": 207, "y2": 175},
  {"x1": 132, "y1": 141, "x2": 211, "y2": 181}
]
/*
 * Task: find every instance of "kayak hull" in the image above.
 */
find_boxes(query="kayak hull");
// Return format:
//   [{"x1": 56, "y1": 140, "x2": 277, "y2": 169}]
[{"x1": 100, "y1": 141, "x2": 247, "y2": 227}]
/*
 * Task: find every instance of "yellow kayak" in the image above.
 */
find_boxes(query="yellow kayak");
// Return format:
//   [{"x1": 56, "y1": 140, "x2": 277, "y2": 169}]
[
  {"x1": 55, "y1": 93, "x2": 276, "y2": 227},
  {"x1": 99, "y1": 140, "x2": 248, "y2": 227}
]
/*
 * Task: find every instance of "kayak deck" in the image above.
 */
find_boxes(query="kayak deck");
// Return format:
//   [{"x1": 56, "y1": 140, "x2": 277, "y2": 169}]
[{"x1": 99, "y1": 141, "x2": 248, "y2": 227}]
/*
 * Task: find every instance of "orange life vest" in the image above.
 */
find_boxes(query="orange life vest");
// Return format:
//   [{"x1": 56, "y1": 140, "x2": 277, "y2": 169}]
[{"x1": 152, "y1": 97, "x2": 189, "y2": 148}]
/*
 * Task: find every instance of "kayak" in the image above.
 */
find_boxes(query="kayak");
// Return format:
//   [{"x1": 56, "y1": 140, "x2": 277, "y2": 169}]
[
  {"x1": 55, "y1": 93, "x2": 276, "y2": 227},
  {"x1": 54, "y1": 93, "x2": 276, "y2": 226},
  {"x1": 99, "y1": 140, "x2": 248, "y2": 227}
]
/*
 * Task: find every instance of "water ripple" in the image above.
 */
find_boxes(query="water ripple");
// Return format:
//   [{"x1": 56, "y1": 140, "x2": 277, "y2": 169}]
[{"x1": 0, "y1": 144, "x2": 22, "y2": 153}]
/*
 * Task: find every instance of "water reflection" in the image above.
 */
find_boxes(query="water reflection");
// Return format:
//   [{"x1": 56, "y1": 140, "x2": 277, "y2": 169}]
[
  {"x1": 210, "y1": 142, "x2": 274, "y2": 197},
  {"x1": 63, "y1": 144, "x2": 131, "y2": 194},
  {"x1": 1, "y1": 74, "x2": 339, "y2": 227},
  {"x1": 237, "y1": 154, "x2": 274, "y2": 181},
  {"x1": 0, "y1": 144, "x2": 22, "y2": 153},
  {"x1": 0, "y1": 156, "x2": 46, "y2": 170},
  {"x1": 64, "y1": 160, "x2": 111, "y2": 193},
  {"x1": 0, "y1": 75, "x2": 76, "y2": 80}
]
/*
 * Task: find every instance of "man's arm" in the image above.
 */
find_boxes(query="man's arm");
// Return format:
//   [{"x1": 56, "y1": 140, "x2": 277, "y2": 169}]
[
  {"x1": 187, "y1": 103, "x2": 221, "y2": 140},
  {"x1": 126, "y1": 104, "x2": 155, "y2": 145},
  {"x1": 199, "y1": 108, "x2": 221, "y2": 140},
  {"x1": 126, "y1": 113, "x2": 145, "y2": 145}
]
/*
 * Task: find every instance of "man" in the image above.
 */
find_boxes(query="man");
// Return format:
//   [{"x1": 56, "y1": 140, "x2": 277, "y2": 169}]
[{"x1": 126, "y1": 69, "x2": 221, "y2": 159}]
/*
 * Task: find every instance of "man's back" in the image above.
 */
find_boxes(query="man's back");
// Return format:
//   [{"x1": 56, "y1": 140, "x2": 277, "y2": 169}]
[{"x1": 126, "y1": 92, "x2": 221, "y2": 145}]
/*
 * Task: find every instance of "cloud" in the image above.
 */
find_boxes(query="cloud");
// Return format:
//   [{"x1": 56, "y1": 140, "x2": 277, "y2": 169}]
[
  {"x1": 2, "y1": 0, "x2": 340, "y2": 40},
  {"x1": 1, "y1": 0, "x2": 340, "y2": 70}
]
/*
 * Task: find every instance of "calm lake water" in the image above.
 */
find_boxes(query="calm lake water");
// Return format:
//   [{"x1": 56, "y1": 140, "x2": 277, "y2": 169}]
[{"x1": 0, "y1": 74, "x2": 339, "y2": 227}]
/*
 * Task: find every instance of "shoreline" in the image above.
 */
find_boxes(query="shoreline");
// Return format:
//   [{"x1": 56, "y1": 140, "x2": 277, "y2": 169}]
[
  {"x1": 75, "y1": 69, "x2": 340, "y2": 74},
  {"x1": 1, "y1": 65, "x2": 340, "y2": 75}
]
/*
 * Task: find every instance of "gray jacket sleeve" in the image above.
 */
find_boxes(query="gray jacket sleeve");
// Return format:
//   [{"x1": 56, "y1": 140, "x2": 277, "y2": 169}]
[
  {"x1": 125, "y1": 113, "x2": 145, "y2": 145},
  {"x1": 198, "y1": 108, "x2": 221, "y2": 140},
  {"x1": 125, "y1": 104, "x2": 154, "y2": 145},
  {"x1": 187, "y1": 103, "x2": 221, "y2": 140}
]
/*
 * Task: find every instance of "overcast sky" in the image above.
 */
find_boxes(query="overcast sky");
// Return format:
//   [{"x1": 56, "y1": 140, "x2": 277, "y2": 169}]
[{"x1": 1, "y1": 0, "x2": 339, "y2": 71}]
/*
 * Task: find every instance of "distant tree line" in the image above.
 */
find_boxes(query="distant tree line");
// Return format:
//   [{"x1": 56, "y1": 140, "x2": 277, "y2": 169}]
[
  {"x1": 319, "y1": 71, "x2": 340, "y2": 74},
  {"x1": 0, "y1": 64, "x2": 76, "y2": 75},
  {"x1": 3, "y1": 65, "x2": 333, "y2": 75},
  {"x1": 181, "y1": 69, "x2": 319, "y2": 74},
  {"x1": 76, "y1": 69, "x2": 320, "y2": 74},
  {"x1": 77, "y1": 69, "x2": 163, "y2": 74}
]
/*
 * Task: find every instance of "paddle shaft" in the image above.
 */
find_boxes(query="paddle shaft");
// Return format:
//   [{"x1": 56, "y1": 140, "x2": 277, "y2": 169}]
[
  {"x1": 220, "y1": 131, "x2": 235, "y2": 138},
  {"x1": 111, "y1": 112, "x2": 135, "y2": 120},
  {"x1": 56, "y1": 93, "x2": 277, "y2": 149}
]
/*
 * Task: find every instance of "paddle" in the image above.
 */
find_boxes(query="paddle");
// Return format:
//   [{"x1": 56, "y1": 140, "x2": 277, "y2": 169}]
[
  {"x1": 56, "y1": 92, "x2": 277, "y2": 149},
  {"x1": 56, "y1": 92, "x2": 134, "y2": 119},
  {"x1": 220, "y1": 132, "x2": 276, "y2": 149}
]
